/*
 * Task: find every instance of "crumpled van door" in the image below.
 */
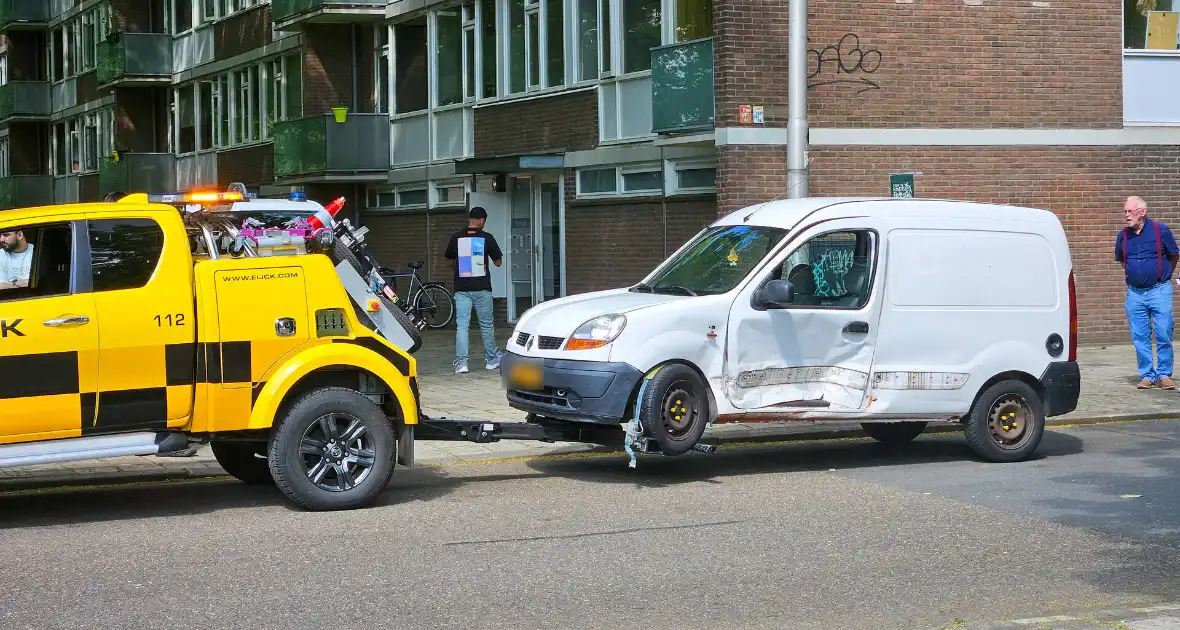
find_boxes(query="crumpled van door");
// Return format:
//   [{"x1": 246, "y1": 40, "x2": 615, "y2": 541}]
[{"x1": 723, "y1": 218, "x2": 889, "y2": 412}]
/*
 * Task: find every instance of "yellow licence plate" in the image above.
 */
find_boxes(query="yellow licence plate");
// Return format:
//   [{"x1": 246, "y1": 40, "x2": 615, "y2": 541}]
[{"x1": 509, "y1": 362, "x2": 543, "y2": 390}]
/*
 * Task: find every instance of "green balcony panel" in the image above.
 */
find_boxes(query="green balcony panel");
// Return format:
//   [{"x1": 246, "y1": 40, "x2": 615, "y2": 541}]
[
  {"x1": 99, "y1": 154, "x2": 177, "y2": 196},
  {"x1": 273, "y1": 113, "x2": 391, "y2": 180},
  {"x1": 0, "y1": 175, "x2": 54, "y2": 210},
  {"x1": 0, "y1": 82, "x2": 51, "y2": 121},
  {"x1": 0, "y1": 0, "x2": 49, "y2": 31},
  {"x1": 651, "y1": 37, "x2": 715, "y2": 134},
  {"x1": 271, "y1": 0, "x2": 386, "y2": 24},
  {"x1": 97, "y1": 34, "x2": 174, "y2": 85}
]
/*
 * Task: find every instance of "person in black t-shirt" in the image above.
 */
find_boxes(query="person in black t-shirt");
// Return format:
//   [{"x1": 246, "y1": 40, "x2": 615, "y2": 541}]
[{"x1": 444, "y1": 206, "x2": 504, "y2": 373}]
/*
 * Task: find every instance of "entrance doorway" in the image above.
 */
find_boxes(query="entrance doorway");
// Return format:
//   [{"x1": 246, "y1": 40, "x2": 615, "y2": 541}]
[{"x1": 506, "y1": 172, "x2": 563, "y2": 321}]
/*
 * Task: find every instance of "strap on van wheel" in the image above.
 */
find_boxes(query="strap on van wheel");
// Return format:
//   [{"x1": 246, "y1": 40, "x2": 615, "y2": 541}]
[{"x1": 623, "y1": 367, "x2": 663, "y2": 469}]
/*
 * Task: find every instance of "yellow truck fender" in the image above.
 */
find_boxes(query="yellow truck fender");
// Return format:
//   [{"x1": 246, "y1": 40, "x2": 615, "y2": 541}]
[{"x1": 247, "y1": 341, "x2": 419, "y2": 430}]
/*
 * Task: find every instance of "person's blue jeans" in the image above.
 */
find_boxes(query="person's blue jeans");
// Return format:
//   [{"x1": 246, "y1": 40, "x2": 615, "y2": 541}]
[
  {"x1": 455, "y1": 290, "x2": 498, "y2": 364},
  {"x1": 1126, "y1": 281, "x2": 1174, "y2": 381}
]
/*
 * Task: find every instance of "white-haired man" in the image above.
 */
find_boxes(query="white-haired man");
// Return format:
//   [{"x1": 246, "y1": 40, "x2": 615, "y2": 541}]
[{"x1": 1116, "y1": 196, "x2": 1179, "y2": 389}]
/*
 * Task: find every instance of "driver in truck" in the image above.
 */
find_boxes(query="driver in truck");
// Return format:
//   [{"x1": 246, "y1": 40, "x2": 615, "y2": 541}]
[{"x1": 0, "y1": 227, "x2": 33, "y2": 290}]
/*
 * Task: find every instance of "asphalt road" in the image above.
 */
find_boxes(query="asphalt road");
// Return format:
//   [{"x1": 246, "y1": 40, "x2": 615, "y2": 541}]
[{"x1": 2, "y1": 420, "x2": 1179, "y2": 630}]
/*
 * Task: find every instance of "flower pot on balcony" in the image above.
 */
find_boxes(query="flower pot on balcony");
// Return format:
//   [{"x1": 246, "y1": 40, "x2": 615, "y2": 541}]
[{"x1": 332, "y1": 107, "x2": 348, "y2": 123}]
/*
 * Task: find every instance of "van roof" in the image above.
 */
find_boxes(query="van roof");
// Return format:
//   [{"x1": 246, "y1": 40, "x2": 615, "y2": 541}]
[{"x1": 715, "y1": 197, "x2": 1061, "y2": 231}]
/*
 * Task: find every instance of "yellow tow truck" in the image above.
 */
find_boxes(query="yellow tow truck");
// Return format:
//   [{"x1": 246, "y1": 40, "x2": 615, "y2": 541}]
[{"x1": 0, "y1": 185, "x2": 675, "y2": 510}]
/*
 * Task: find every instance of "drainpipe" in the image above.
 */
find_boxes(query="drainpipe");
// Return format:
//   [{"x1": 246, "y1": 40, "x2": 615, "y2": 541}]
[{"x1": 787, "y1": 0, "x2": 808, "y2": 198}]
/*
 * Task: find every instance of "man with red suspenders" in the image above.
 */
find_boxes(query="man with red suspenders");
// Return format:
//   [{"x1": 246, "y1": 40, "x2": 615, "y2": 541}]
[{"x1": 1116, "y1": 196, "x2": 1180, "y2": 389}]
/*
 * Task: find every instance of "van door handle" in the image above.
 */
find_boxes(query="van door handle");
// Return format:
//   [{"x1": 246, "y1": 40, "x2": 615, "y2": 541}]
[
  {"x1": 843, "y1": 321, "x2": 869, "y2": 334},
  {"x1": 44, "y1": 316, "x2": 90, "y2": 327}
]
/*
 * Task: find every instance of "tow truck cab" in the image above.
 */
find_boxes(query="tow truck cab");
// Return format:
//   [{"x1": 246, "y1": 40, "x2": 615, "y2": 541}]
[{"x1": 0, "y1": 189, "x2": 420, "y2": 511}]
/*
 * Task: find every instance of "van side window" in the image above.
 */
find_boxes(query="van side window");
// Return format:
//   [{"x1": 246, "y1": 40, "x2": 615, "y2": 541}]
[
  {"x1": 0, "y1": 222, "x2": 73, "y2": 303},
  {"x1": 776, "y1": 230, "x2": 875, "y2": 308},
  {"x1": 89, "y1": 218, "x2": 165, "y2": 292}
]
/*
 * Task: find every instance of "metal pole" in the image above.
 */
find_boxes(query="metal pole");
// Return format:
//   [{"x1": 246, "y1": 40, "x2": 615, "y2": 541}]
[{"x1": 787, "y1": 0, "x2": 808, "y2": 198}]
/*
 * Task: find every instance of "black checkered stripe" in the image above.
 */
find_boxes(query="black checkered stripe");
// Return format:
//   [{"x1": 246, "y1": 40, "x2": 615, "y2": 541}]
[{"x1": 0, "y1": 337, "x2": 410, "y2": 437}]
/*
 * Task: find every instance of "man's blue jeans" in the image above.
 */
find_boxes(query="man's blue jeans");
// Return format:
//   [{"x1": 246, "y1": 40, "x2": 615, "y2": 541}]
[
  {"x1": 1126, "y1": 281, "x2": 1174, "y2": 381},
  {"x1": 455, "y1": 290, "x2": 497, "y2": 364}
]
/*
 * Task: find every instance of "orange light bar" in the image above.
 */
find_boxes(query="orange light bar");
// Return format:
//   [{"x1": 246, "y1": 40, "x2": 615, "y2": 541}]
[{"x1": 185, "y1": 191, "x2": 243, "y2": 203}]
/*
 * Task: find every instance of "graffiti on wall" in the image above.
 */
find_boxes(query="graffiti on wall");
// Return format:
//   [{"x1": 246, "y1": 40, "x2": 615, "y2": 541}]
[{"x1": 807, "y1": 33, "x2": 882, "y2": 94}]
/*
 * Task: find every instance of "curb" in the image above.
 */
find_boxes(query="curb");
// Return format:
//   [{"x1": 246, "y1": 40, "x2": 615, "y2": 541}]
[{"x1": 2, "y1": 414, "x2": 1176, "y2": 494}]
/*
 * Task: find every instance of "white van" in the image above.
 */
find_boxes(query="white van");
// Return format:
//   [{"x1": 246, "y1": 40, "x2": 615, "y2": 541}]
[{"x1": 500, "y1": 197, "x2": 1081, "y2": 462}]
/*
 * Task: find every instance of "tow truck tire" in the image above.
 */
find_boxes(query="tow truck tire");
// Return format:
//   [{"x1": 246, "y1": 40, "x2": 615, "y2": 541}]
[
  {"x1": 210, "y1": 441, "x2": 274, "y2": 485},
  {"x1": 637, "y1": 363, "x2": 710, "y2": 456},
  {"x1": 268, "y1": 387, "x2": 397, "y2": 511},
  {"x1": 860, "y1": 421, "x2": 927, "y2": 445}
]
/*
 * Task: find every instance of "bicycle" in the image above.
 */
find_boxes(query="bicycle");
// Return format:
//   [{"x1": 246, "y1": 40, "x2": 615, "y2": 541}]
[{"x1": 379, "y1": 260, "x2": 456, "y2": 330}]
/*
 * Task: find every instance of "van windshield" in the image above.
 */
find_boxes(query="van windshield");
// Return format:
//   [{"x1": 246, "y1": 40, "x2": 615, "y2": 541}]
[{"x1": 634, "y1": 225, "x2": 787, "y2": 296}]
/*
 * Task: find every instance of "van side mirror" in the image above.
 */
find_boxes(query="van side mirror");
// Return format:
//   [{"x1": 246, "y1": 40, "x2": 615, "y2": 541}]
[{"x1": 753, "y1": 279, "x2": 795, "y2": 310}]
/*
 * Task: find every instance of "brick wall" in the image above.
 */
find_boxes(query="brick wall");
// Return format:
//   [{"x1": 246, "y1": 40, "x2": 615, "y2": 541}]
[
  {"x1": 717, "y1": 145, "x2": 788, "y2": 216},
  {"x1": 713, "y1": 1, "x2": 1122, "y2": 130},
  {"x1": 5, "y1": 31, "x2": 45, "y2": 81},
  {"x1": 473, "y1": 90, "x2": 598, "y2": 158},
  {"x1": 807, "y1": 146, "x2": 1180, "y2": 343},
  {"x1": 216, "y1": 144, "x2": 274, "y2": 187},
  {"x1": 302, "y1": 24, "x2": 373, "y2": 116},
  {"x1": 215, "y1": 5, "x2": 272, "y2": 62}
]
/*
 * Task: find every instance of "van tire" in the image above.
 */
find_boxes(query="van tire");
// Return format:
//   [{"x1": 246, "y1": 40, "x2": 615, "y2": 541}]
[
  {"x1": 860, "y1": 421, "x2": 927, "y2": 444},
  {"x1": 964, "y1": 380, "x2": 1046, "y2": 463},
  {"x1": 637, "y1": 364, "x2": 710, "y2": 456},
  {"x1": 210, "y1": 441, "x2": 274, "y2": 485},
  {"x1": 268, "y1": 387, "x2": 397, "y2": 511}
]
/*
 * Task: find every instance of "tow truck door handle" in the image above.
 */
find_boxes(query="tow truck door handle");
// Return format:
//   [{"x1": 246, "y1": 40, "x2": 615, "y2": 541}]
[{"x1": 44, "y1": 315, "x2": 90, "y2": 327}]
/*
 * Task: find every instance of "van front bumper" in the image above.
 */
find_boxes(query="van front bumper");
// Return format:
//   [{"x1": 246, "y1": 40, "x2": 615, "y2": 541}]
[
  {"x1": 1040, "y1": 360, "x2": 1081, "y2": 417},
  {"x1": 499, "y1": 351, "x2": 642, "y2": 425}
]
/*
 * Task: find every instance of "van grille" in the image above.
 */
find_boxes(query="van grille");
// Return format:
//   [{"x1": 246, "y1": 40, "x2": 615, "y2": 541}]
[
  {"x1": 515, "y1": 332, "x2": 531, "y2": 347},
  {"x1": 537, "y1": 336, "x2": 564, "y2": 350}
]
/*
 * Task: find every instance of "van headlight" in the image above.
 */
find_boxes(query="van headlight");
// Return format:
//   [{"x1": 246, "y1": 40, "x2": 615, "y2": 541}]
[{"x1": 566, "y1": 314, "x2": 627, "y2": 350}]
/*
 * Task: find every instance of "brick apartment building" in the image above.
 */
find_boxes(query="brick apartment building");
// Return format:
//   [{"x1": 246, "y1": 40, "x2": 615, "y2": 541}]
[{"x1": 0, "y1": 0, "x2": 1176, "y2": 341}]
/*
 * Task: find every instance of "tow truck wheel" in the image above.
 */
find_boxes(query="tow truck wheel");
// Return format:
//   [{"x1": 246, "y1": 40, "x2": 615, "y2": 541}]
[
  {"x1": 637, "y1": 363, "x2": 710, "y2": 456},
  {"x1": 210, "y1": 441, "x2": 274, "y2": 485},
  {"x1": 860, "y1": 421, "x2": 927, "y2": 445},
  {"x1": 268, "y1": 387, "x2": 397, "y2": 511}
]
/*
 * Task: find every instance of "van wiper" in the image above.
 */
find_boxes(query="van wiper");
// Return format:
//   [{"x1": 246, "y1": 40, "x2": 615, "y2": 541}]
[
  {"x1": 652, "y1": 285, "x2": 699, "y2": 297},
  {"x1": 630, "y1": 282, "x2": 653, "y2": 293}
]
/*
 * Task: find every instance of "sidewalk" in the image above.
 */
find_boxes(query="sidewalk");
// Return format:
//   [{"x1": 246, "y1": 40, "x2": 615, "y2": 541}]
[{"x1": 1, "y1": 329, "x2": 1176, "y2": 491}]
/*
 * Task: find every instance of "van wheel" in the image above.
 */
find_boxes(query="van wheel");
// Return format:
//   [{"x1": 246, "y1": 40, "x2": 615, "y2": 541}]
[
  {"x1": 210, "y1": 441, "x2": 274, "y2": 485},
  {"x1": 637, "y1": 364, "x2": 710, "y2": 456},
  {"x1": 964, "y1": 380, "x2": 1046, "y2": 463},
  {"x1": 860, "y1": 421, "x2": 927, "y2": 444},
  {"x1": 268, "y1": 387, "x2": 396, "y2": 511}
]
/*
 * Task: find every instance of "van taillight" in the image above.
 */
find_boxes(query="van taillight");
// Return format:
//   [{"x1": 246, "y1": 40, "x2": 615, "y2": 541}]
[{"x1": 1068, "y1": 270, "x2": 1078, "y2": 362}]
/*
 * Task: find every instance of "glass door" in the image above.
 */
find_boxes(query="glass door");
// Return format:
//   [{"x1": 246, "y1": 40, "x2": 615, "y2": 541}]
[
  {"x1": 508, "y1": 176, "x2": 534, "y2": 321},
  {"x1": 536, "y1": 177, "x2": 562, "y2": 303},
  {"x1": 506, "y1": 173, "x2": 564, "y2": 322}
]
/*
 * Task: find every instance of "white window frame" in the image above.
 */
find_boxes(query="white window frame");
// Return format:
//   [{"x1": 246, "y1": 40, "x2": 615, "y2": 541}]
[
  {"x1": 431, "y1": 179, "x2": 471, "y2": 207},
  {"x1": 462, "y1": 2, "x2": 477, "y2": 102},
  {"x1": 664, "y1": 157, "x2": 717, "y2": 195},
  {"x1": 367, "y1": 181, "x2": 462, "y2": 211},
  {"x1": 574, "y1": 166, "x2": 619, "y2": 197},
  {"x1": 0, "y1": 138, "x2": 10, "y2": 178},
  {"x1": 170, "y1": 0, "x2": 197, "y2": 36}
]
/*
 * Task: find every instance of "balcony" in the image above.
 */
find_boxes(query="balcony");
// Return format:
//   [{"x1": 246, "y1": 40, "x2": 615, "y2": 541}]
[
  {"x1": 96, "y1": 33, "x2": 173, "y2": 87},
  {"x1": 650, "y1": 37, "x2": 715, "y2": 136},
  {"x1": 0, "y1": 81, "x2": 51, "y2": 122},
  {"x1": 273, "y1": 113, "x2": 390, "y2": 182},
  {"x1": 270, "y1": 0, "x2": 386, "y2": 29},
  {"x1": 0, "y1": 175, "x2": 53, "y2": 210},
  {"x1": 0, "y1": 0, "x2": 49, "y2": 32},
  {"x1": 99, "y1": 154, "x2": 177, "y2": 195}
]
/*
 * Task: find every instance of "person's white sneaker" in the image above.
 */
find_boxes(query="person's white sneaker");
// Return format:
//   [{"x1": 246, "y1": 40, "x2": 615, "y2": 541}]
[
  {"x1": 486, "y1": 350, "x2": 503, "y2": 371},
  {"x1": 453, "y1": 359, "x2": 469, "y2": 374}
]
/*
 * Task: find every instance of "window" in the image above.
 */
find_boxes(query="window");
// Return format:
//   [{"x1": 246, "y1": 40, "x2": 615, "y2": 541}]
[
  {"x1": 577, "y1": 168, "x2": 617, "y2": 194},
  {"x1": 0, "y1": 52, "x2": 7, "y2": 85},
  {"x1": 775, "y1": 230, "x2": 876, "y2": 308},
  {"x1": 234, "y1": 69, "x2": 249, "y2": 143},
  {"x1": 375, "y1": 26, "x2": 390, "y2": 113},
  {"x1": 665, "y1": 159, "x2": 717, "y2": 194},
  {"x1": 199, "y1": 81, "x2": 214, "y2": 149},
  {"x1": 623, "y1": 0, "x2": 661, "y2": 73},
  {"x1": 433, "y1": 181, "x2": 469, "y2": 206},
  {"x1": 89, "y1": 219, "x2": 166, "y2": 293},
  {"x1": 284, "y1": 54, "x2": 302, "y2": 119},
  {"x1": 508, "y1": 0, "x2": 563, "y2": 93},
  {"x1": 480, "y1": 0, "x2": 497, "y2": 98},
  {"x1": 177, "y1": 84, "x2": 196, "y2": 154},
  {"x1": 576, "y1": 0, "x2": 598, "y2": 80},
  {"x1": 463, "y1": 2, "x2": 476, "y2": 101},
  {"x1": 81, "y1": 11, "x2": 96, "y2": 71},
  {"x1": 82, "y1": 113, "x2": 99, "y2": 171},
  {"x1": 399, "y1": 189, "x2": 428, "y2": 206},
  {"x1": 49, "y1": 108, "x2": 114, "y2": 175},
  {"x1": 641, "y1": 225, "x2": 787, "y2": 296},
  {"x1": 436, "y1": 7, "x2": 463, "y2": 106},
  {"x1": 675, "y1": 0, "x2": 712, "y2": 41},
  {"x1": 172, "y1": 0, "x2": 194, "y2": 34},
  {"x1": 0, "y1": 138, "x2": 8, "y2": 178},
  {"x1": 394, "y1": 18, "x2": 428, "y2": 113},
  {"x1": 0, "y1": 223, "x2": 74, "y2": 302},
  {"x1": 367, "y1": 184, "x2": 440, "y2": 210},
  {"x1": 1126, "y1": 0, "x2": 1179, "y2": 49},
  {"x1": 621, "y1": 165, "x2": 662, "y2": 192}
]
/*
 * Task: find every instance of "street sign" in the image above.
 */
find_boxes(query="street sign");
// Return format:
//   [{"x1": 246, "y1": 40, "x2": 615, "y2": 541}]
[{"x1": 890, "y1": 173, "x2": 915, "y2": 198}]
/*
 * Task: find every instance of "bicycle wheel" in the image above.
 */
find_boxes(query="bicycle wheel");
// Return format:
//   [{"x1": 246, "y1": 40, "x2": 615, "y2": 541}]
[{"x1": 414, "y1": 283, "x2": 456, "y2": 329}]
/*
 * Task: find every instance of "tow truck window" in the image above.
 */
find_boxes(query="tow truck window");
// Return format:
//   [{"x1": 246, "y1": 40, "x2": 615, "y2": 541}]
[
  {"x1": 89, "y1": 218, "x2": 165, "y2": 292},
  {"x1": 0, "y1": 222, "x2": 73, "y2": 303}
]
